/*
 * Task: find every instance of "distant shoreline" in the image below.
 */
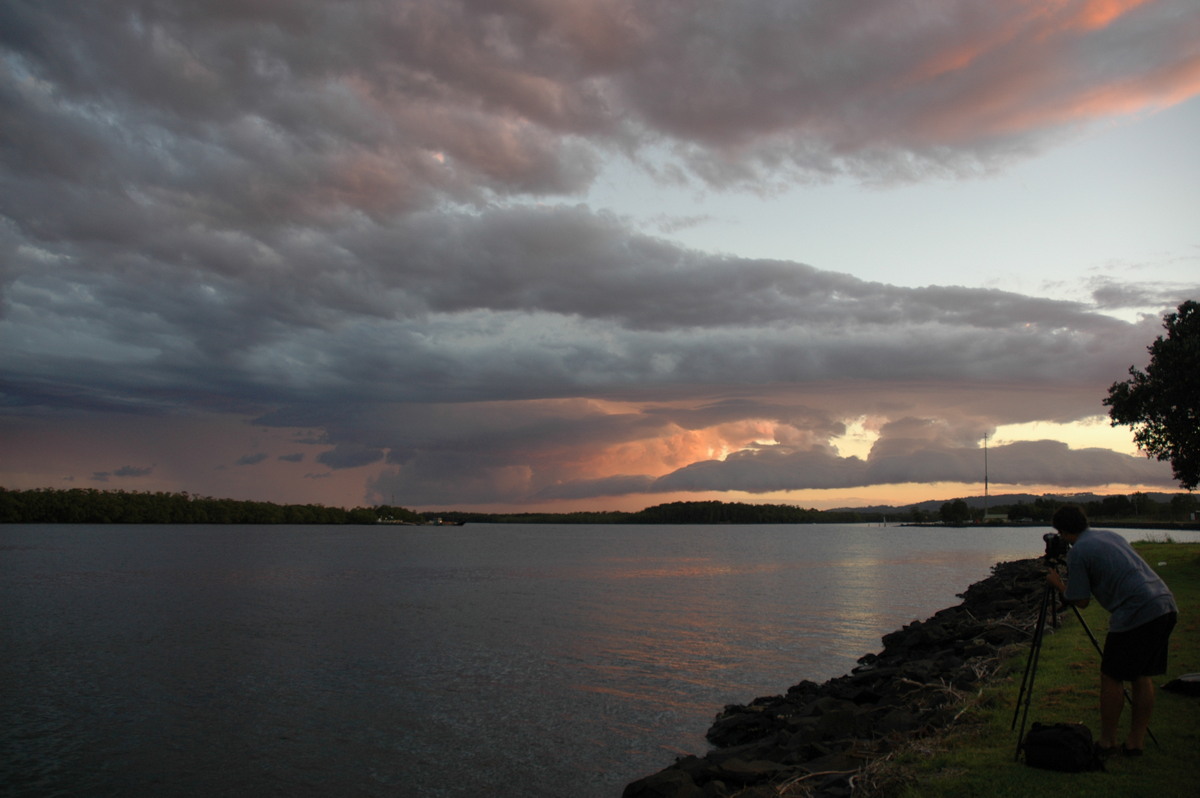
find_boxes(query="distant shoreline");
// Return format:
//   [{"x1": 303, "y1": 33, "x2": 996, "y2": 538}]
[
  {"x1": 3, "y1": 487, "x2": 1196, "y2": 529},
  {"x1": 903, "y1": 520, "x2": 1200, "y2": 531}
]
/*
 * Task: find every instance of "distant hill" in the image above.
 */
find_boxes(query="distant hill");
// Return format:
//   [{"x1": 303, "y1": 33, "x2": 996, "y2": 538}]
[{"x1": 834, "y1": 492, "x2": 1183, "y2": 516}]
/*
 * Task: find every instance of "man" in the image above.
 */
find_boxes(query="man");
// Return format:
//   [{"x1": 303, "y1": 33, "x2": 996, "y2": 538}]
[{"x1": 1046, "y1": 505, "x2": 1177, "y2": 756}]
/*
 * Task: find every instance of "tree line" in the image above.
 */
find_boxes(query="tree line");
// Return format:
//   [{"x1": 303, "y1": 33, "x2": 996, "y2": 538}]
[
  {"x1": 0, "y1": 487, "x2": 423, "y2": 525},
  {"x1": 0, "y1": 492, "x2": 871, "y2": 526},
  {"x1": 423, "y1": 501, "x2": 893, "y2": 525},
  {"x1": 927, "y1": 492, "x2": 1198, "y2": 526}
]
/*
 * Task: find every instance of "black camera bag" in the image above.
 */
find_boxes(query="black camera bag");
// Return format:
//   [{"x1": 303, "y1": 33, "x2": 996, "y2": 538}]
[{"x1": 1022, "y1": 722, "x2": 1104, "y2": 772}]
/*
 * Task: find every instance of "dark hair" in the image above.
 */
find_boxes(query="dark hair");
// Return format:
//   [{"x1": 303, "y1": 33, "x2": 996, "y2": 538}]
[{"x1": 1051, "y1": 505, "x2": 1089, "y2": 536}]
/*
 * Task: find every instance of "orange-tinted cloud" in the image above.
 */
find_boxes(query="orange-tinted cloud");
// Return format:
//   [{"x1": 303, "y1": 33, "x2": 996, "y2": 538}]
[
  {"x1": 1063, "y1": 0, "x2": 1156, "y2": 32},
  {"x1": 892, "y1": 0, "x2": 1198, "y2": 146}
]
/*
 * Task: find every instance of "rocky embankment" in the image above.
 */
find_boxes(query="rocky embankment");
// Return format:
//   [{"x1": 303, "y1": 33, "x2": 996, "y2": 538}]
[{"x1": 622, "y1": 558, "x2": 1049, "y2": 798}]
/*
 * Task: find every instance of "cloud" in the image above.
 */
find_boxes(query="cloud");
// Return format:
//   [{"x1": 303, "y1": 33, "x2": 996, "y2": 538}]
[
  {"x1": 1, "y1": 1, "x2": 1196, "y2": 509},
  {"x1": 1, "y1": 192, "x2": 1185, "y2": 506},
  {"x1": 616, "y1": 1, "x2": 1200, "y2": 184},
  {"x1": 113, "y1": 465, "x2": 153, "y2": 477},
  {"x1": 5, "y1": 201, "x2": 1160, "y2": 419},
  {"x1": 316, "y1": 444, "x2": 386, "y2": 471},
  {"x1": 653, "y1": 445, "x2": 868, "y2": 493},
  {"x1": 3, "y1": 2, "x2": 1196, "y2": 231},
  {"x1": 1090, "y1": 277, "x2": 1200, "y2": 312},
  {"x1": 353, "y1": 375, "x2": 1179, "y2": 506},
  {"x1": 980, "y1": 439, "x2": 1172, "y2": 486},
  {"x1": 90, "y1": 465, "x2": 154, "y2": 482},
  {"x1": 369, "y1": 451, "x2": 536, "y2": 506},
  {"x1": 537, "y1": 437, "x2": 1174, "y2": 501}
]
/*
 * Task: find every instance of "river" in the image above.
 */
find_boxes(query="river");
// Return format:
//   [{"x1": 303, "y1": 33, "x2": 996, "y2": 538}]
[{"x1": 2, "y1": 522, "x2": 1193, "y2": 797}]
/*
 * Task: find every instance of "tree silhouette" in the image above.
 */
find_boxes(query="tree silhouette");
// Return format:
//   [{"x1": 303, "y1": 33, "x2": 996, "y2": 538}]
[
  {"x1": 1104, "y1": 300, "x2": 1199, "y2": 490},
  {"x1": 940, "y1": 498, "x2": 971, "y2": 524}
]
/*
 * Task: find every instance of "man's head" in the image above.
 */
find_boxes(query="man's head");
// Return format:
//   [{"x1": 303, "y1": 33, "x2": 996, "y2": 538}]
[{"x1": 1051, "y1": 505, "x2": 1089, "y2": 540}]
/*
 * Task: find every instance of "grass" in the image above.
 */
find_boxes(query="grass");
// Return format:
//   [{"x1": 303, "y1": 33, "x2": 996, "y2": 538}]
[{"x1": 863, "y1": 542, "x2": 1200, "y2": 798}]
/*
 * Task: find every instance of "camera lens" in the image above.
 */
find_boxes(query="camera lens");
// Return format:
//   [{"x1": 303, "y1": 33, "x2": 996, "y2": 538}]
[{"x1": 1042, "y1": 532, "x2": 1069, "y2": 560}]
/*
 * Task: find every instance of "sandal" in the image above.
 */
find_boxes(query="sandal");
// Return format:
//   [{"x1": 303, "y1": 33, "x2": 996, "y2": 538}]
[
  {"x1": 1121, "y1": 743, "x2": 1144, "y2": 757},
  {"x1": 1095, "y1": 744, "x2": 1119, "y2": 759}
]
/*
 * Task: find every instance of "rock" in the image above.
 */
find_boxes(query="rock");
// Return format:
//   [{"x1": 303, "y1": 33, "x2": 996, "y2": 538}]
[
  {"x1": 622, "y1": 768, "x2": 701, "y2": 798},
  {"x1": 697, "y1": 781, "x2": 732, "y2": 798},
  {"x1": 711, "y1": 758, "x2": 793, "y2": 785},
  {"x1": 812, "y1": 707, "x2": 858, "y2": 738}
]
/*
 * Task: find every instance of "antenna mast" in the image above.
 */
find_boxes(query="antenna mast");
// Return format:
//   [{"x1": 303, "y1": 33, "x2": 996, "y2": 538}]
[{"x1": 983, "y1": 432, "x2": 989, "y2": 516}]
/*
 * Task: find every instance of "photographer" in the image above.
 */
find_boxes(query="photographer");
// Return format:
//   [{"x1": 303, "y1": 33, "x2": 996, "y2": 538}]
[{"x1": 1045, "y1": 505, "x2": 1177, "y2": 756}]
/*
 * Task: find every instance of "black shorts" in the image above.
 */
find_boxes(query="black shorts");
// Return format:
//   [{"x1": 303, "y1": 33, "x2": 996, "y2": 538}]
[{"x1": 1101, "y1": 612, "x2": 1177, "y2": 681}]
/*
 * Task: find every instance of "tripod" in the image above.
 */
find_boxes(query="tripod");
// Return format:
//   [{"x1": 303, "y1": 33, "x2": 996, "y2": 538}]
[
  {"x1": 1012, "y1": 581, "x2": 1058, "y2": 759},
  {"x1": 1012, "y1": 575, "x2": 1159, "y2": 760}
]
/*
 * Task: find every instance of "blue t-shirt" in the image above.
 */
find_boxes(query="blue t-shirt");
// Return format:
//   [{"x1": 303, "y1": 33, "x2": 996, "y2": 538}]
[{"x1": 1064, "y1": 527, "x2": 1177, "y2": 633}]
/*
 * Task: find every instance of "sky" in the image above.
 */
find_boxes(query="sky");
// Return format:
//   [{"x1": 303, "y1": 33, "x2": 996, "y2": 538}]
[{"x1": 2, "y1": 0, "x2": 1198, "y2": 513}]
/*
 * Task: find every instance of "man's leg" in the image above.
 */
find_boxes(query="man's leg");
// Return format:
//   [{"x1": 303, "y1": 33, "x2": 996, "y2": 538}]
[
  {"x1": 1126, "y1": 676, "x2": 1155, "y2": 751},
  {"x1": 1099, "y1": 672, "x2": 1125, "y2": 749}
]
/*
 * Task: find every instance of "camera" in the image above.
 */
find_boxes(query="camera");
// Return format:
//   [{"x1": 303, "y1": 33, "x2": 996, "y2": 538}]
[{"x1": 1043, "y1": 532, "x2": 1070, "y2": 563}]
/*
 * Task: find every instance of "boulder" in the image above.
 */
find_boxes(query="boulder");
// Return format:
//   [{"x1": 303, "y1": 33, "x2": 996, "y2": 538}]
[{"x1": 622, "y1": 768, "x2": 701, "y2": 798}]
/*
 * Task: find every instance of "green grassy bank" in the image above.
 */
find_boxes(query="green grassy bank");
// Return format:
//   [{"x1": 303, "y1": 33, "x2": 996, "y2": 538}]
[{"x1": 872, "y1": 542, "x2": 1199, "y2": 798}]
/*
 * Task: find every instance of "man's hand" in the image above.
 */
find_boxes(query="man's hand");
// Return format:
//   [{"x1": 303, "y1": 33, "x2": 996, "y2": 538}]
[{"x1": 1046, "y1": 570, "x2": 1067, "y2": 595}]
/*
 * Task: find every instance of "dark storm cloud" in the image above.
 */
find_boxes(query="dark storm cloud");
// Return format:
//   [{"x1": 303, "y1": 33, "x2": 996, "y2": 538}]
[
  {"x1": 9, "y1": 205, "x2": 1150, "y2": 411},
  {"x1": 2, "y1": 1, "x2": 1196, "y2": 505}
]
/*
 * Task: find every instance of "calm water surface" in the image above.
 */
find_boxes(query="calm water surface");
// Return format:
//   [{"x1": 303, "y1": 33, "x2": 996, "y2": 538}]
[{"x1": 2, "y1": 523, "x2": 1192, "y2": 797}]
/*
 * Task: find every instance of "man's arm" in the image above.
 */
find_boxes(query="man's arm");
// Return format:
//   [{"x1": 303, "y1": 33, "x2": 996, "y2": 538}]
[{"x1": 1047, "y1": 569, "x2": 1090, "y2": 608}]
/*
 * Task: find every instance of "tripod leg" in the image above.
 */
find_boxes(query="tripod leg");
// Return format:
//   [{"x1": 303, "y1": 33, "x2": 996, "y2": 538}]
[
  {"x1": 1012, "y1": 585, "x2": 1049, "y2": 730},
  {"x1": 1013, "y1": 585, "x2": 1052, "y2": 760}
]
